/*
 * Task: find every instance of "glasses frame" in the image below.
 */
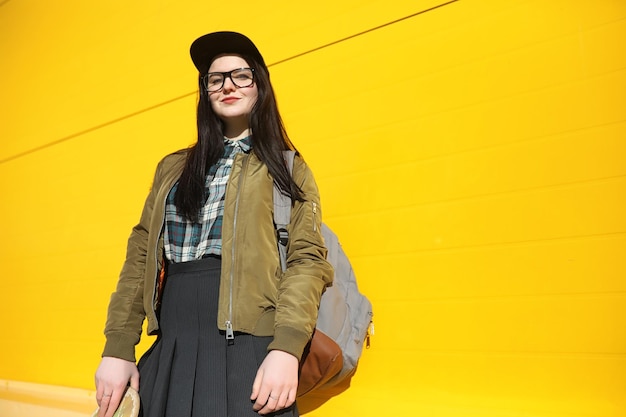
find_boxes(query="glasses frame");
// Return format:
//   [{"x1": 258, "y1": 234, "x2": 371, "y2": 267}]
[{"x1": 203, "y1": 67, "x2": 255, "y2": 92}]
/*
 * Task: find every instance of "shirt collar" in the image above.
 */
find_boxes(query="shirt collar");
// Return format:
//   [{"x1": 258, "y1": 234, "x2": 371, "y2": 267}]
[{"x1": 224, "y1": 135, "x2": 252, "y2": 154}]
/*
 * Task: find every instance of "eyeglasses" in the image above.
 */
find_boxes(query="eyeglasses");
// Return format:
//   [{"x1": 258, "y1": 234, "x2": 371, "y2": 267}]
[{"x1": 203, "y1": 68, "x2": 255, "y2": 92}]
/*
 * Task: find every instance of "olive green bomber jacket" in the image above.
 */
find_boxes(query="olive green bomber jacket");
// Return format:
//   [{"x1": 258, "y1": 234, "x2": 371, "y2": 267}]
[{"x1": 102, "y1": 150, "x2": 333, "y2": 363}]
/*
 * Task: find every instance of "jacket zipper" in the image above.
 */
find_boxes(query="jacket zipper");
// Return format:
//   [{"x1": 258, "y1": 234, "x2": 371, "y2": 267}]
[
  {"x1": 226, "y1": 154, "x2": 250, "y2": 344},
  {"x1": 312, "y1": 201, "x2": 318, "y2": 232}
]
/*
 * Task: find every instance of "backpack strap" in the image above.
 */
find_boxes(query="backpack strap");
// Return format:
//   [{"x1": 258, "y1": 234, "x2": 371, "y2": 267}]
[{"x1": 274, "y1": 150, "x2": 296, "y2": 272}]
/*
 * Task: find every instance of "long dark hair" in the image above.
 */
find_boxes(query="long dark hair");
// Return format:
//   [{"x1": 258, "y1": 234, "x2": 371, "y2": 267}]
[{"x1": 174, "y1": 54, "x2": 304, "y2": 221}]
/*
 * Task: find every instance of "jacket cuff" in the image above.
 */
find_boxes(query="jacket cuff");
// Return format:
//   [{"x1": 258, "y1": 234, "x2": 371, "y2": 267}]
[
  {"x1": 268, "y1": 326, "x2": 311, "y2": 361},
  {"x1": 102, "y1": 333, "x2": 138, "y2": 362}
]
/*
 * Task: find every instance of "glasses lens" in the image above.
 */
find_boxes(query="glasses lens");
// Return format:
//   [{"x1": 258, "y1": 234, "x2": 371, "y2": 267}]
[
  {"x1": 205, "y1": 73, "x2": 225, "y2": 92},
  {"x1": 230, "y1": 68, "x2": 254, "y2": 88}
]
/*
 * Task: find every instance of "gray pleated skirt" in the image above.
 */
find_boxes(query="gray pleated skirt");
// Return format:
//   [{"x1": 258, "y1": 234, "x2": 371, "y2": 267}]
[{"x1": 137, "y1": 256, "x2": 298, "y2": 417}]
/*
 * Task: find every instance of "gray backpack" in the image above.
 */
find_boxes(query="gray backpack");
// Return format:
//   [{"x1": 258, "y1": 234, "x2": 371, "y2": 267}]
[{"x1": 273, "y1": 151, "x2": 374, "y2": 396}]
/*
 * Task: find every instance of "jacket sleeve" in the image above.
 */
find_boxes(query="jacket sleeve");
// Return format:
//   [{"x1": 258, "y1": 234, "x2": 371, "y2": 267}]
[
  {"x1": 101, "y1": 160, "x2": 165, "y2": 362},
  {"x1": 268, "y1": 157, "x2": 334, "y2": 359}
]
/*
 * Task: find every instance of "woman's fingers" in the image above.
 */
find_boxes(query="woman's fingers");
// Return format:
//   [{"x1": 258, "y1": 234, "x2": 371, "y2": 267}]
[{"x1": 251, "y1": 350, "x2": 299, "y2": 414}]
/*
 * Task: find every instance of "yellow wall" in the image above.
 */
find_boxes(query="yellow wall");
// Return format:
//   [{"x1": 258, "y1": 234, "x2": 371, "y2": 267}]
[{"x1": 1, "y1": 0, "x2": 625, "y2": 416}]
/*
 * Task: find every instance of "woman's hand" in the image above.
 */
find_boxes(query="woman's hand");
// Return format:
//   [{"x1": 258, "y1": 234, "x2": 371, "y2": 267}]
[
  {"x1": 94, "y1": 356, "x2": 140, "y2": 417},
  {"x1": 251, "y1": 350, "x2": 299, "y2": 415}
]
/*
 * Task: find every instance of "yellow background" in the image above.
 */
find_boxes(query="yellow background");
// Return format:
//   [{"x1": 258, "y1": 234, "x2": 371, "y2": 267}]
[{"x1": 1, "y1": 0, "x2": 625, "y2": 416}]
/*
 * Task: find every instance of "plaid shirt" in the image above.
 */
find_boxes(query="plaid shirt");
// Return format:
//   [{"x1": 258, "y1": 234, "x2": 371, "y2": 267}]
[{"x1": 164, "y1": 136, "x2": 252, "y2": 263}]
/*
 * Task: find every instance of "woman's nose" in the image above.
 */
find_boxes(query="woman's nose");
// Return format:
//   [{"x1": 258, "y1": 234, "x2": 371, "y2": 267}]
[{"x1": 222, "y1": 76, "x2": 237, "y2": 92}]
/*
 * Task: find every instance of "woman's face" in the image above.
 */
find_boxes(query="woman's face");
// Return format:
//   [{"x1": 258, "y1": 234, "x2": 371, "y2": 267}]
[{"x1": 207, "y1": 55, "x2": 258, "y2": 134}]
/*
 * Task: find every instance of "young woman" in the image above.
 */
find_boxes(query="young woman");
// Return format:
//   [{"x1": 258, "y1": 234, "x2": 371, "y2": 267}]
[{"x1": 94, "y1": 31, "x2": 333, "y2": 417}]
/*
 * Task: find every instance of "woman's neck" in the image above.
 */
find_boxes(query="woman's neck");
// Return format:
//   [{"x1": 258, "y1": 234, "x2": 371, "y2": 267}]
[{"x1": 223, "y1": 124, "x2": 251, "y2": 141}]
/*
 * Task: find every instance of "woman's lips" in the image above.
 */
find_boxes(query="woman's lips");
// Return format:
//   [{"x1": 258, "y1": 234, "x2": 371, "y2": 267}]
[{"x1": 221, "y1": 97, "x2": 239, "y2": 104}]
